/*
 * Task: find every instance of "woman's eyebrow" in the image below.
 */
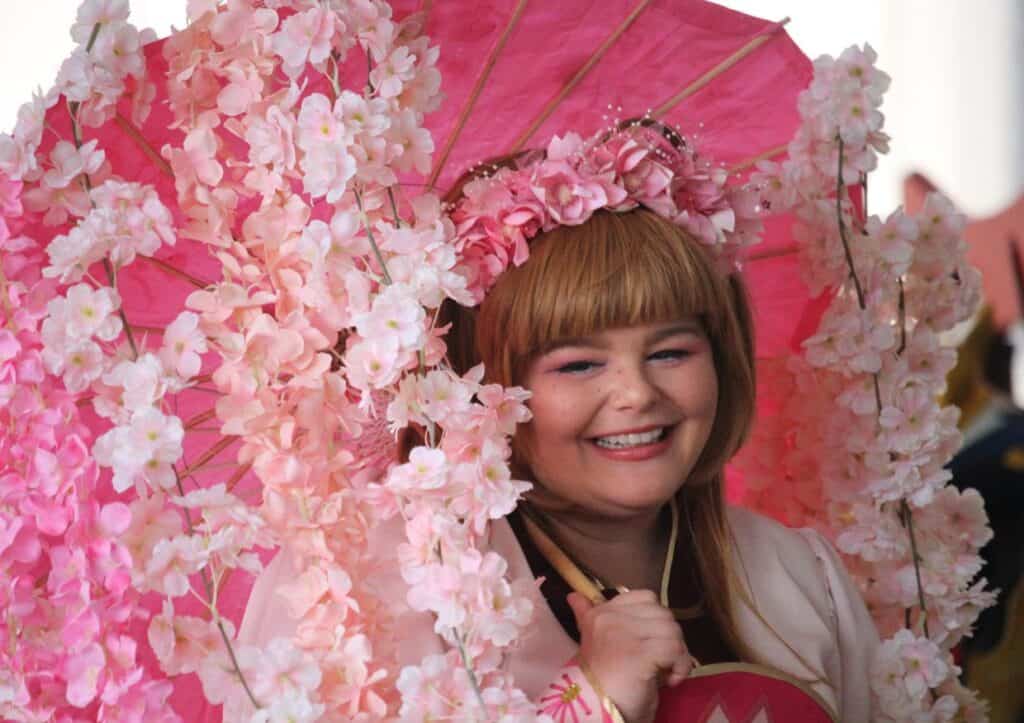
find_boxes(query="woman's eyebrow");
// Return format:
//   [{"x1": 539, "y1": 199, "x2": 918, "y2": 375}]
[
  {"x1": 648, "y1": 322, "x2": 704, "y2": 343},
  {"x1": 540, "y1": 336, "x2": 605, "y2": 354}
]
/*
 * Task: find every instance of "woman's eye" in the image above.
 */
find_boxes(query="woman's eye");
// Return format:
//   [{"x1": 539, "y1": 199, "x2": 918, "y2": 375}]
[
  {"x1": 555, "y1": 360, "x2": 599, "y2": 374},
  {"x1": 649, "y1": 349, "x2": 690, "y2": 362}
]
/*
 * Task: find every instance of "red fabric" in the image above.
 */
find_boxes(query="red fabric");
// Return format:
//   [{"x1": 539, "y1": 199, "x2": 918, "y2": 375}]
[{"x1": 655, "y1": 668, "x2": 834, "y2": 722}]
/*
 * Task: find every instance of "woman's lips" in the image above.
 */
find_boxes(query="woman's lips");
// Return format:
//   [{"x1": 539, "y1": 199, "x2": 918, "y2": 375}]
[{"x1": 588, "y1": 424, "x2": 675, "y2": 461}]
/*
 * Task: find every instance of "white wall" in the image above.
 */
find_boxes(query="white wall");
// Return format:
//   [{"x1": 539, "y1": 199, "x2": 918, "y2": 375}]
[
  {"x1": 0, "y1": 1, "x2": 183, "y2": 129},
  {"x1": 878, "y1": 0, "x2": 1024, "y2": 216}
]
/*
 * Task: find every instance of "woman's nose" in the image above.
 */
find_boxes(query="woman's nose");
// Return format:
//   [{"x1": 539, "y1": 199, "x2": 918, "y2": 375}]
[{"x1": 609, "y1": 362, "x2": 660, "y2": 410}]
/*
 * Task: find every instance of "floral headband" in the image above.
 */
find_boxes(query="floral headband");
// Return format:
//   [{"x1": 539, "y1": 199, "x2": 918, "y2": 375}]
[{"x1": 447, "y1": 121, "x2": 765, "y2": 302}]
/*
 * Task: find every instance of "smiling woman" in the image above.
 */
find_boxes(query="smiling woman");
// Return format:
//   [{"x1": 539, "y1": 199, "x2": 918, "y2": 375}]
[
  {"x1": 417, "y1": 206, "x2": 876, "y2": 722},
  {"x1": 234, "y1": 138, "x2": 878, "y2": 722}
]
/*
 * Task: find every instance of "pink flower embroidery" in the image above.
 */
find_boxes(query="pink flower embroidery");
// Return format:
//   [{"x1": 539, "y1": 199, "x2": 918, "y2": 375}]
[{"x1": 540, "y1": 672, "x2": 594, "y2": 723}]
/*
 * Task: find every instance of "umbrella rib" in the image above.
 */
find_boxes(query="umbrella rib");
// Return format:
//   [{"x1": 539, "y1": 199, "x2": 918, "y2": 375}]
[
  {"x1": 729, "y1": 143, "x2": 789, "y2": 174},
  {"x1": 185, "y1": 408, "x2": 218, "y2": 430},
  {"x1": 179, "y1": 435, "x2": 238, "y2": 479},
  {"x1": 508, "y1": 0, "x2": 653, "y2": 153},
  {"x1": 226, "y1": 461, "x2": 253, "y2": 492},
  {"x1": 115, "y1": 113, "x2": 174, "y2": 178},
  {"x1": 426, "y1": 0, "x2": 529, "y2": 189},
  {"x1": 130, "y1": 324, "x2": 165, "y2": 335},
  {"x1": 652, "y1": 17, "x2": 791, "y2": 119},
  {"x1": 139, "y1": 255, "x2": 211, "y2": 289},
  {"x1": 747, "y1": 243, "x2": 798, "y2": 261}
]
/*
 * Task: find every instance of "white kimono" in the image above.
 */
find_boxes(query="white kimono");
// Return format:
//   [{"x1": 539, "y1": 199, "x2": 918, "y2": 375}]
[{"x1": 228, "y1": 505, "x2": 879, "y2": 722}]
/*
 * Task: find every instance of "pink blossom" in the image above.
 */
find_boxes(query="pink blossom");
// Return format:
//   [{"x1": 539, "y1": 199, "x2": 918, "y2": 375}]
[
  {"x1": 530, "y1": 158, "x2": 611, "y2": 227},
  {"x1": 42, "y1": 339, "x2": 105, "y2": 393},
  {"x1": 148, "y1": 600, "x2": 226, "y2": 676},
  {"x1": 42, "y1": 139, "x2": 106, "y2": 191},
  {"x1": 63, "y1": 642, "x2": 106, "y2": 707},
  {"x1": 92, "y1": 21, "x2": 148, "y2": 79},
  {"x1": 93, "y1": 408, "x2": 184, "y2": 492},
  {"x1": 296, "y1": 94, "x2": 345, "y2": 149},
  {"x1": 371, "y1": 45, "x2": 417, "y2": 99},
  {"x1": 42, "y1": 223, "x2": 104, "y2": 283},
  {"x1": 41, "y1": 282, "x2": 122, "y2": 344},
  {"x1": 0, "y1": 90, "x2": 55, "y2": 181},
  {"x1": 300, "y1": 141, "x2": 357, "y2": 203},
  {"x1": 352, "y1": 283, "x2": 426, "y2": 352},
  {"x1": 160, "y1": 311, "x2": 208, "y2": 380},
  {"x1": 865, "y1": 209, "x2": 917, "y2": 278},
  {"x1": 247, "y1": 637, "x2": 323, "y2": 702},
  {"x1": 918, "y1": 486, "x2": 992, "y2": 549},
  {"x1": 803, "y1": 304, "x2": 896, "y2": 374},
  {"x1": 102, "y1": 353, "x2": 169, "y2": 415},
  {"x1": 344, "y1": 334, "x2": 407, "y2": 392},
  {"x1": 72, "y1": 0, "x2": 130, "y2": 43},
  {"x1": 245, "y1": 104, "x2": 297, "y2": 172},
  {"x1": 144, "y1": 535, "x2": 207, "y2": 597},
  {"x1": 272, "y1": 6, "x2": 336, "y2": 78},
  {"x1": 388, "y1": 446, "x2": 449, "y2": 493},
  {"x1": 89, "y1": 179, "x2": 177, "y2": 265},
  {"x1": 387, "y1": 107, "x2": 434, "y2": 174},
  {"x1": 183, "y1": 123, "x2": 224, "y2": 187},
  {"x1": 122, "y1": 492, "x2": 181, "y2": 565},
  {"x1": 249, "y1": 696, "x2": 325, "y2": 723},
  {"x1": 335, "y1": 90, "x2": 391, "y2": 138}
]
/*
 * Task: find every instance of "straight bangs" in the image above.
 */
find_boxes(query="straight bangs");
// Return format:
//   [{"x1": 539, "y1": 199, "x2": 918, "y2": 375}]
[{"x1": 477, "y1": 209, "x2": 730, "y2": 386}]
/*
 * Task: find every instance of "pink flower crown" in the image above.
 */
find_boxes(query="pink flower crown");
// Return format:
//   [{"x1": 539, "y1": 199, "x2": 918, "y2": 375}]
[{"x1": 448, "y1": 121, "x2": 765, "y2": 302}]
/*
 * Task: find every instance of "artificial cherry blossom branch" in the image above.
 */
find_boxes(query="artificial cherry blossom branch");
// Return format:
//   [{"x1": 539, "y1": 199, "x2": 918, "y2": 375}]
[{"x1": 835, "y1": 135, "x2": 931, "y2": 637}]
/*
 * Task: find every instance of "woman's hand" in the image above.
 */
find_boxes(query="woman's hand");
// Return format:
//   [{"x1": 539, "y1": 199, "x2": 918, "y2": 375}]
[{"x1": 567, "y1": 590, "x2": 692, "y2": 723}]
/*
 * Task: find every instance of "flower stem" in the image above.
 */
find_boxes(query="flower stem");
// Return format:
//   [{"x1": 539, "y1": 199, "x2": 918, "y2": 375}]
[
  {"x1": 899, "y1": 499, "x2": 931, "y2": 639},
  {"x1": 171, "y1": 467, "x2": 263, "y2": 710},
  {"x1": 835, "y1": 137, "x2": 866, "y2": 310},
  {"x1": 453, "y1": 628, "x2": 491, "y2": 721},
  {"x1": 896, "y1": 278, "x2": 907, "y2": 355},
  {"x1": 354, "y1": 187, "x2": 393, "y2": 285},
  {"x1": 387, "y1": 186, "x2": 402, "y2": 227}
]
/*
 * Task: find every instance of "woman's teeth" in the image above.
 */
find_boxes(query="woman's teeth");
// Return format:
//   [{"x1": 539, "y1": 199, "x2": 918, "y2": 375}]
[{"x1": 593, "y1": 427, "x2": 666, "y2": 449}]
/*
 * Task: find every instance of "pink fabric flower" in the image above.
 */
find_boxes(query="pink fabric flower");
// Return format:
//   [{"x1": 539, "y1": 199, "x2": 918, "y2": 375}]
[{"x1": 272, "y1": 7, "x2": 337, "y2": 79}]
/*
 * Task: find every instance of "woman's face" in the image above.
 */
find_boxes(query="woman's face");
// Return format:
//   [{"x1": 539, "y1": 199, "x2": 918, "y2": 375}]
[{"x1": 520, "y1": 318, "x2": 718, "y2": 518}]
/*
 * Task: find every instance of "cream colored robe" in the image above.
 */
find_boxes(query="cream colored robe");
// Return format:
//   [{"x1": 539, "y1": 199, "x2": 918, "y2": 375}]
[{"x1": 228, "y1": 505, "x2": 879, "y2": 722}]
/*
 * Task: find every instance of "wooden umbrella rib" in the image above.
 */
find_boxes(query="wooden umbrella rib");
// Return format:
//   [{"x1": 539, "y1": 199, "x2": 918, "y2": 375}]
[
  {"x1": 729, "y1": 142, "x2": 789, "y2": 174},
  {"x1": 184, "y1": 408, "x2": 218, "y2": 430},
  {"x1": 747, "y1": 243, "x2": 799, "y2": 262},
  {"x1": 131, "y1": 324, "x2": 165, "y2": 335},
  {"x1": 509, "y1": 0, "x2": 653, "y2": 153},
  {"x1": 114, "y1": 113, "x2": 174, "y2": 178},
  {"x1": 226, "y1": 461, "x2": 253, "y2": 493},
  {"x1": 139, "y1": 255, "x2": 210, "y2": 289},
  {"x1": 426, "y1": 0, "x2": 529, "y2": 189},
  {"x1": 180, "y1": 435, "x2": 237, "y2": 479},
  {"x1": 652, "y1": 17, "x2": 791, "y2": 119}
]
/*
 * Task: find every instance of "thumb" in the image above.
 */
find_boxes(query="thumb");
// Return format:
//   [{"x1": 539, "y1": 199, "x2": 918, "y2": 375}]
[{"x1": 566, "y1": 591, "x2": 595, "y2": 622}]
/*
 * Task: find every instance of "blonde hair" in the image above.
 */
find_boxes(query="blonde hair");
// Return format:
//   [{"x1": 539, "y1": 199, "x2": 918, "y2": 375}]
[{"x1": 440, "y1": 207, "x2": 758, "y2": 661}]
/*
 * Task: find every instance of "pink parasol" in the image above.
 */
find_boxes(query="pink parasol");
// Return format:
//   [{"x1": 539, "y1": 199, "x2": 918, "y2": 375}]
[{"x1": 4, "y1": 1, "x2": 824, "y2": 720}]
